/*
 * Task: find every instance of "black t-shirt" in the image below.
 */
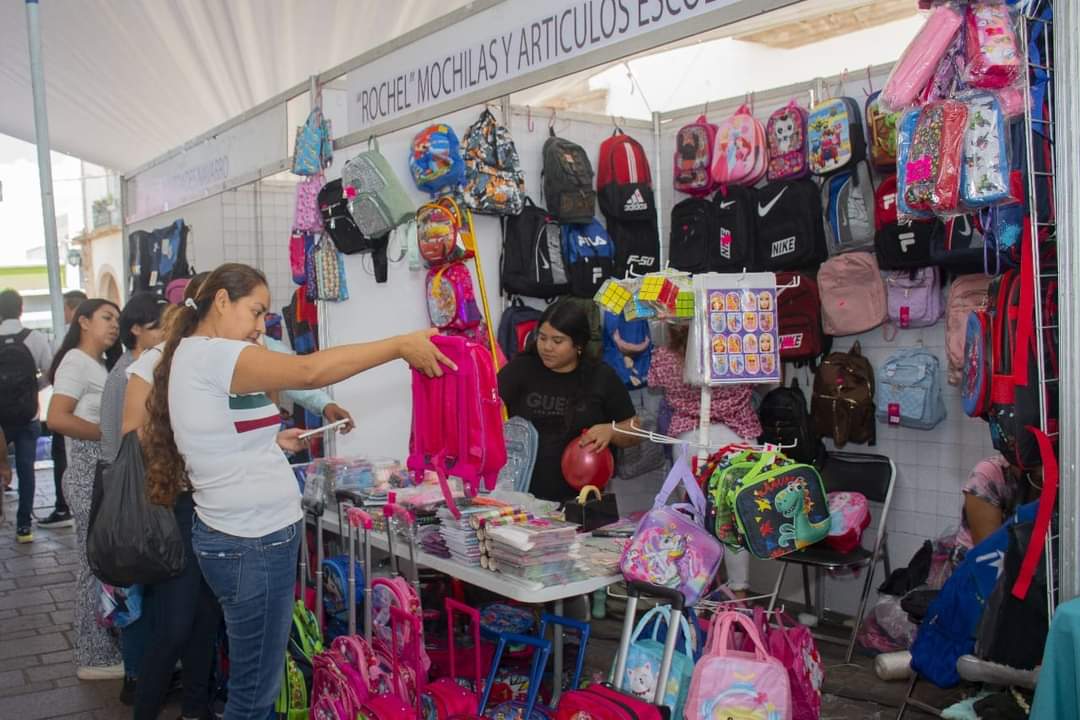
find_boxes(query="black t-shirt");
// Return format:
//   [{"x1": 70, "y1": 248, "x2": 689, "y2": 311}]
[{"x1": 497, "y1": 353, "x2": 636, "y2": 502}]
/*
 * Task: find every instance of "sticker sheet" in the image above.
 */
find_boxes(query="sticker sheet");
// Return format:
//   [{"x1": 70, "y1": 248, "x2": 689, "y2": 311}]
[{"x1": 696, "y1": 272, "x2": 781, "y2": 385}]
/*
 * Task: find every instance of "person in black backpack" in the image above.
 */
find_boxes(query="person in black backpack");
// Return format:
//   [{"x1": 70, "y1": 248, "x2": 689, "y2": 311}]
[{"x1": 0, "y1": 289, "x2": 55, "y2": 543}]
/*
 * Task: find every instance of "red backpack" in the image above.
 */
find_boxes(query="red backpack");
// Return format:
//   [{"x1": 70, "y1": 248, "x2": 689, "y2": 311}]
[
  {"x1": 874, "y1": 175, "x2": 898, "y2": 231},
  {"x1": 598, "y1": 129, "x2": 655, "y2": 222},
  {"x1": 407, "y1": 335, "x2": 507, "y2": 503},
  {"x1": 775, "y1": 272, "x2": 827, "y2": 364}
]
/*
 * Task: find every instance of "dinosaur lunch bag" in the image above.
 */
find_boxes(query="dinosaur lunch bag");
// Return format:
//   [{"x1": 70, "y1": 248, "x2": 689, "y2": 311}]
[
  {"x1": 616, "y1": 605, "x2": 696, "y2": 717},
  {"x1": 620, "y1": 454, "x2": 723, "y2": 605},
  {"x1": 825, "y1": 491, "x2": 871, "y2": 553},
  {"x1": 732, "y1": 454, "x2": 831, "y2": 559},
  {"x1": 875, "y1": 348, "x2": 947, "y2": 430}
]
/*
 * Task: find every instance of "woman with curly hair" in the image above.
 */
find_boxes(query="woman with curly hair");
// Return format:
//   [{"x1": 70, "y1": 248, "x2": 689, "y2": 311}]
[{"x1": 140, "y1": 263, "x2": 451, "y2": 720}]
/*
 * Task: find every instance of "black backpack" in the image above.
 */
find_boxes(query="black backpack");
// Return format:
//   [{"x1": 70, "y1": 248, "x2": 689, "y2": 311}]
[
  {"x1": 496, "y1": 299, "x2": 543, "y2": 360},
  {"x1": 668, "y1": 197, "x2": 713, "y2": 274},
  {"x1": 500, "y1": 198, "x2": 570, "y2": 299},
  {"x1": 542, "y1": 130, "x2": 597, "y2": 224},
  {"x1": 754, "y1": 180, "x2": 827, "y2": 272},
  {"x1": 874, "y1": 218, "x2": 939, "y2": 270},
  {"x1": 929, "y1": 214, "x2": 986, "y2": 274},
  {"x1": 319, "y1": 179, "x2": 374, "y2": 255},
  {"x1": 127, "y1": 219, "x2": 193, "y2": 295},
  {"x1": 757, "y1": 378, "x2": 826, "y2": 467},
  {"x1": 608, "y1": 217, "x2": 660, "y2": 278},
  {"x1": 711, "y1": 185, "x2": 757, "y2": 272},
  {"x1": 0, "y1": 330, "x2": 39, "y2": 426}
]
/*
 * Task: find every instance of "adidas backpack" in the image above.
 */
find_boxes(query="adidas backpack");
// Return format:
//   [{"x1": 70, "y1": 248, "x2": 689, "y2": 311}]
[
  {"x1": 542, "y1": 130, "x2": 596, "y2": 223},
  {"x1": 673, "y1": 115, "x2": 718, "y2": 196},
  {"x1": 754, "y1": 180, "x2": 828, "y2": 272},
  {"x1": 766, "y1": 100, "x2": 810, "y2": 181},
  {"x1": 711, "y1": 186, "x2": 757, "y2": 273},
  {"x1": 561, "y1": 220, "x2": 615, "y2": 298},
  {"x1": 808, "y1": 97, "x2": 867, "y2": 175},
  {"x1": 597, "y1": 129, "x2": 655, "y2": 221},
  {"x1": 711, "y1": 104, "x2": 768, "y2": 187},
  {"x1": 462, "y1": 109, "x2": 526, "y2": 215},
  {"x1": 758, "y1": 378, "x2": 826, "y2": 467},
  {"x1": 500, "y1": 198, "x2": 570, "y2": 299},
  {"x1": 409, "y1": 124, "x2": 466, "y2": 195},
  {"x1": 822, "y1": 160, "x2": 876, "y2": 254}
]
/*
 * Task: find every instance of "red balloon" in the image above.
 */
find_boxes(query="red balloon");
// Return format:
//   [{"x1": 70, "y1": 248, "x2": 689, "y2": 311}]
[{"x1": 560, "y1": 432, "x2": 615, "y2": 491}]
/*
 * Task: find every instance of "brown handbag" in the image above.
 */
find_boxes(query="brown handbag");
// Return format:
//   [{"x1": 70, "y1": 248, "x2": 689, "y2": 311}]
[{"x1": 811, "y1": 341, "x2": 877, "y2": 447}]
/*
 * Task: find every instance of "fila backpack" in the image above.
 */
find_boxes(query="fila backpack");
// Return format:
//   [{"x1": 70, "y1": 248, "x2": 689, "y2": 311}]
[
  {"x1": 673, "y1": 115, "x2": 718, "y2": 196},
  {"x1": 808, "y1": 97, "x2": 868, "y2": 176},
  {"x1": 500, "y1": 198, "x2": 570, "y2": 299},
  {"x1": 597, "y1": 129, "x2": 655, "y2": 221},
  {"x1": 561, "y1": 220, "x2": 615, "y2": 298},
  {"x1": 754, "y1": 180, "x2": 828, "y2": 272},
  {"x1": 710, "y1": 186, "x2": 757, "y2": 273},
  {"x1": 542, "y1": 130, "x2": 596, "y2": 224},
  {"x1": 823, "y1": 159, "x2": 877, "y2": 255},
  {"x1": 875, "y1": 219, "x2": 939, "y2": 270}
]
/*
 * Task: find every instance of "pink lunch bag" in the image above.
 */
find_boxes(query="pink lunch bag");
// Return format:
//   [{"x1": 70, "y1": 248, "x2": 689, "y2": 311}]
[
  {"x1": 880, "y1": 5, "x2": 965, "y2": 111},
  {"x1": 741, "y1": 608, "x2": 823, "y2": 720},
  {"x1": 684, "y1": 612, "x2": 792, "y2": 720},
  {"x1": 825, "y1": 491, "x2": 871, "y2": 553}
]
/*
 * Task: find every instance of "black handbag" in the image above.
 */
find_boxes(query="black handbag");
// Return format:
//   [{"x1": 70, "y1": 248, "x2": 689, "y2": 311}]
[
  {"x1": 87, "y1": 432, "x2": 185, "y2": 586},
  {"x1": 563, "y1": 485, "x2": 619, "y2": 532}
]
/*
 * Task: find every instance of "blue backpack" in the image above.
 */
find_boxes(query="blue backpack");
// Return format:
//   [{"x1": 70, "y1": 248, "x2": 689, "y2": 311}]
[
  {"x1": 874, "y1": 348, "x2": 946, "y2": 430},
  {"x1": 561, "y1": 220, "x2": 614, "y2": 298},
  {"x1": 910, "y1": 501, "x2": 1038, "y2": 687},
  {"x1": 602, "y1": 311, "x2": 652, "y2": 389},
  {"x1": 409, "y1": 123, "x2": 466, "y2": 195}
]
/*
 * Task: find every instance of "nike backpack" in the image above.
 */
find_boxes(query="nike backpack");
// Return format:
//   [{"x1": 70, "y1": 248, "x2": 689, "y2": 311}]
[
  {"x1": 822, "y1": 160, "x2": 876, "y2": 255},
  {"x1": 500, "y1": 198, "x2": 570, "y2": 299},
  {"x1": 561, "y1": 220, "x2": 615, "y2": 298},
  {"x1": 542, "y1": 130, "x2": 596, "y2": 224},
  {"x1": 754, "y1": 180, "x2": 828, "y2": 272},
  {"x1": 668, "y1": 198, "x2": 714, "y2": 274},
  {"x1": 775, "y1": 271, "x2": 826, "y2": 364},
  {"x1": 930, "y1": 215, "x2": 987, "y2": 275},
  {"x1": 808, "y1": 97, "x2": 868, "y2": 175},
  {"x1": 711, "y1": 186, "x2": 757, "y2": 273},
  {"x1": 673, "y1": 115, "x2": 718, "y2": 196},
  {"x1": 766, "y1": 100, "x2": 810, "y2": 181}
]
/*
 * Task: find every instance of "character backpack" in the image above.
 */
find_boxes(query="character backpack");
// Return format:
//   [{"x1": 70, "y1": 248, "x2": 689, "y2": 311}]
[
  {"x1": 426, "y1": 262, "x2": 483, "y2": 332},
  {"x1": 409, "y1": 123, "x2": 466, "y2": 195},
  {"x1": 683, "y1": 612, "x2": 791, "y2": 720},
  {"x1": 962, "y1": 308, "x2": 992, "y2": 419},
  {"x1": 617, "y1": 605, "x2": 696, "y2": 718},
  {"x1": 825, "y1": 492, "x2": 871, "y2": 553},
  {"x1": 807, "y1": 96, "x2": 867, "y2": 176},
  {"x1": 766, "y1": 100, "x2": 809, "y2": 181},
  {"x1": 462, "y1": 108, "x2": 526, "y2": 215},
  {"x1": 711, "y1": 104, "x2": 767, "y2": 187},
  {"x1": 620, "y1": 453, "x2": 723, "y2": 605},
  {"x1": 865, "y1": 90, "x2": 901, "y2": 171},
  {"x1": 673, "y1": 115, "x2": 718, "y2": 196},
  {"x1": 733, "y1": 454, "x2": 831, "y2": 559},
  {"x1": 417, "y1": 197, "x2": 474, "y2": 267}
]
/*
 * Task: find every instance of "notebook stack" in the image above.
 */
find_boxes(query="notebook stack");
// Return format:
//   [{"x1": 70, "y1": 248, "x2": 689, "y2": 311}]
[{"x1": 482, "y1": 517, "x2": 580, "y2": 583}]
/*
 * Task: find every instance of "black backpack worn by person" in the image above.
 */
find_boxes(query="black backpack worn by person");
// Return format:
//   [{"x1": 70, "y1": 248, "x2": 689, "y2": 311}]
[
  {"x1": 542, "y1": 130, "x2": 597, "y2": 224},
  {"x1": 500, "y1": 198, "x2": 570, "y2": 299},
  {"x1": 757, "y1": 378, "x2": 827, "y2": 467},
  {"x1": 0, "y1": 329, "x2": 38, "y2": 426}
]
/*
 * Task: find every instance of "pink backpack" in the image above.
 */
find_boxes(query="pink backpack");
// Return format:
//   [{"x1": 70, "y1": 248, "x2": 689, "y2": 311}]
[
  {"x1": 766, "y1": 101, "x2": 810, "y2": 181},
  {"x1": 885, "y1": 267, "x2": 943, "y2": 330},
  {"x1": 880, "y1": 5, "x2": 965, "y2": 111},
  {"x1": 424, "y1": 599, "x2": 485, "y2": 719},
  {"x1": 825, "y1": 492, "x2": 871, "y2": 553},
  {"x1": 685, "y1": 612, "x2": 791, "y2": 720},
  {"x1": 371, "y1": 504, "x2": 430, "y2": 677},
  {"x1": 818, "y1": 252, "x2": 887, "y2": 336},
  {"x1": 408, "y1": 336, "x2": 505, "y2": 506},
  {"x1": 311, "y1": 649, "x2": 369, "y2": 718},
  {"x1": 294, "y1": 172, "x2": 325, "y2": 233},
  {"x1": 741, "y1": 609, "x2": 823, "y2": 720},
  {"x1": 426, "y1": 262, "x2": 483, "y2": 331},
  {"x1": 711, "y1": 104, "x2": 767, "y2": 187},
  {"x1": 945, "y1": 274, "x2": 992, "y2": 385},
  {"x1": 673, "y1": 116, "x2": 718, "y2": 196},
  {"x1": 362, "y1": 607, "x2": 425, "y2": 720}
]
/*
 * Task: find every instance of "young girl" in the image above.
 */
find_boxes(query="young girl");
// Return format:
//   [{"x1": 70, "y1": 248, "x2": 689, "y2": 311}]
[
  {"x1": 647, "y1": 323, "x2": 761, "y2": 597},
  {"x1": 142, "y1": 263, "x2": 450, "y2": 719},
  {"x1": 46, "y1": 299, "x2": 122, "y2": 679}
]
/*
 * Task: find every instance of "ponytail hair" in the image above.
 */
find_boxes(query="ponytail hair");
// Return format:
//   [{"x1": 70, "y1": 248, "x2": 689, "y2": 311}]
[{"x1": 143, "y1": 263, "x2": 267, "y2": 506}]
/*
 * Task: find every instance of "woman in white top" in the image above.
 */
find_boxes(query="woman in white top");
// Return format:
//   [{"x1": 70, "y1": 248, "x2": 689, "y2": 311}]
[
  {"x1": 46, "y1": 299, "x2": 123, "y2": 680},
  {"x1": 142, "y1": 263, "x2": 451, "y2": 720}
]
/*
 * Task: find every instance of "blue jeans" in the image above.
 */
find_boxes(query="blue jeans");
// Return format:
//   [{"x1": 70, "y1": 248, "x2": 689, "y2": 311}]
[
  {"x1": 193, "y1": 517, "x2": 300, "y2": 720},
  {"x1": 4, "y1": 421, "x2": 40, "y2": 528}
]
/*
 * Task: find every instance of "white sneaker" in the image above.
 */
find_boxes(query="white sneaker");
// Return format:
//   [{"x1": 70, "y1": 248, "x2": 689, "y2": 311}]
[{"x1": 77, "y1": 663, "x2": 125, "y2": 681}]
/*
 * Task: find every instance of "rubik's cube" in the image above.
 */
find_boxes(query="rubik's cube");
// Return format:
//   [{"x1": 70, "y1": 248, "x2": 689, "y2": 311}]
[
  {"x1": 623, "y1": 297, "x2": 656, "y2": 321},
  {"x1": 676, "y1": 289, "x2": 695, "y2": 318},
  {"x1": 594, "y1": 278, "x2": 631, "y2": 315},
  {"x1": 638, "y1": 275, "x2": 680, "y2": 313}
]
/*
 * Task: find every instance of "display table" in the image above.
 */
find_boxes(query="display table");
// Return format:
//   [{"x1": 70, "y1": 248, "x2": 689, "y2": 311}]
[{"x1": 318, "y1": 509, "x2": 622, "y2": 701}]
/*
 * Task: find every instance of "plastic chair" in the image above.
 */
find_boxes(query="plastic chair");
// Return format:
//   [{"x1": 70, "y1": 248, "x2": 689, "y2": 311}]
[{"x1": 766, "y1": 451, "x2": 896, "y2": 663}]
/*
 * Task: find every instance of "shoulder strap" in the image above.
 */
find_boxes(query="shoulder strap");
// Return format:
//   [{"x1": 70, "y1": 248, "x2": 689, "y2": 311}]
[
  {"x1": 1011, "y1": 427, "x2": 1058, "y2": 600},
  {"x1": 655, "y1": 452, "x2": 707, "y2": 521}
]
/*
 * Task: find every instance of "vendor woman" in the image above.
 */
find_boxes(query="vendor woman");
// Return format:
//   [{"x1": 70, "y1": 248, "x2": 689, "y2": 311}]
[{"x1": 498, "y1": 301, "x2": 642, "y2": 501}]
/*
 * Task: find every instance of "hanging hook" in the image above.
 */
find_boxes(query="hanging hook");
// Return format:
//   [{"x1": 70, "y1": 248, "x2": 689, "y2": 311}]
[
  {"x1": 548, "y1": 107, "x2": 557, "y2": 129},
  {"x1": 527, "y1": 105, "x2": 534, "y2": 133},
  {"x1": 703, "y1": 99, "x2": 710, "y2": 118},
  {"x1": 865, "y1": 65, "x2": 874, "y2": 96}
]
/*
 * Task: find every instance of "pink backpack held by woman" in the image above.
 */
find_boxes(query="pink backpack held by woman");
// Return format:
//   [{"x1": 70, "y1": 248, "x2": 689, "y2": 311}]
[{"x1": 684, "y1": 612, "x2": 791, "y2": 720}]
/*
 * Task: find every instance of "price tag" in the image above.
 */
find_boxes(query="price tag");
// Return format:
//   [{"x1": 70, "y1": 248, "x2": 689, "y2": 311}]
[
  {"x1": 900, "y1": 306, "x2": 910, "y2": 328},
  {"x1": 888, "y1": 403, "x2": 901, "y2": 425}
]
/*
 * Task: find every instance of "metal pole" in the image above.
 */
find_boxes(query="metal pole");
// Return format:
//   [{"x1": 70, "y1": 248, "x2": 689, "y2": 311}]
[
  {"x1": 25, "y1": 0, "x2": 66, "y2": 339},
  {"x1": 652, "y1": 110, "x2": 664, "y2": 270},
  {"x1": 1056, "y1": 0, "x2": 1080, "y2": 604}
]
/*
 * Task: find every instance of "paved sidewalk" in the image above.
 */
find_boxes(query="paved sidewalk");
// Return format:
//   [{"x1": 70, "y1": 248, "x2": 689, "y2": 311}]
[{"x1": 0, "y1": 467, "x2": 128, "y2": 720}]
